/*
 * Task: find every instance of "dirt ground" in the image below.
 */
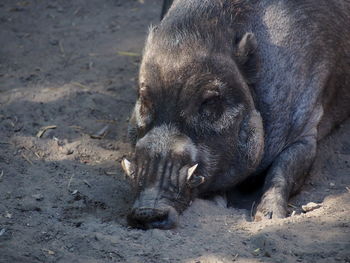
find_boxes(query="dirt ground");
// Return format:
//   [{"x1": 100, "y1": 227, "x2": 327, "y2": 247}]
[{"x1": 0, "y1": 1, "x2": 349, "y2": 262}]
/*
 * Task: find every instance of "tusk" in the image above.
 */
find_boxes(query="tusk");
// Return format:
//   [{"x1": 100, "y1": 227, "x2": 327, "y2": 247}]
[
  {"x1": 186, "y1": 164, "x2": 198, "y2": 181},
  {"x1": 121, "y1": 158, "x2": 133, "y2": 178}
]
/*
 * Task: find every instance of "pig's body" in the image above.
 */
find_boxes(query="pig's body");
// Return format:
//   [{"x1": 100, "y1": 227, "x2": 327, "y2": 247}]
[
  {"x1": 249, "y1": 0, "x2": 350, "y2": 168},
  {"x1": 124, "y1": 0, "x2": 350, "y2": 229}
]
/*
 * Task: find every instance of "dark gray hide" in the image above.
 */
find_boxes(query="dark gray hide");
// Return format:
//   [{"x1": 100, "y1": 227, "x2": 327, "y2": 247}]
[
  {"x1": 161, "y1": 0, "x2": 174, "y2": 20},
  {"x1": 124, "y1": 0, "x2": 350, "y2": 229}
]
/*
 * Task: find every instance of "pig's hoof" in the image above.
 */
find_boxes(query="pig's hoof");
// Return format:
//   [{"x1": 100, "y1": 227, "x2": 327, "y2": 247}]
[{"x1": 254, "y1": 193, "x2": 287, "y2": 221}]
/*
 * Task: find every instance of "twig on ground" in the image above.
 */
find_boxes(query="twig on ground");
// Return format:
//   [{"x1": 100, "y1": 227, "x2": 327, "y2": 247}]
[
  {"x1": 70, "y1": 125, "x2": 84, "y2": 130},
  {"x1": 71, "y1": 82, "x2": 87, "y2": 89},
  {"x1": 73, "y1": 7, "x2": 81, "y2": 15},
  {"x1": 104, "y1": 171, "x2": 117, "y2": 176},
  {"x1": 288, "y1": 203, "x2": 298, "y2": 209},
  {"x1": 36, "y1": 125, "x2": 57, "y2": 138},
  {"x1": 67, "y1": 173, "x2": 75, "y2": 190},
  {"x1": 83, "y1": 180, "x2": 91, "y2": 188},
  {"x1": 116, "y1": 51, "x2": 140, "y2": 57},
  {"x1": 23, "y1": 146, "x2": 41, "y2": 159},
  {"x1": 96, "y1": 119, "x2": 117, "y2": 124},
  {"x1": 250, "y1": 201, "x2": 256, "y2": 221},
  {"x1": 59, "y1": 40, "x2": 65, "y2": 56},
  {"x1": 21, "y1": 153, "x2": 33, "y2": 165}
]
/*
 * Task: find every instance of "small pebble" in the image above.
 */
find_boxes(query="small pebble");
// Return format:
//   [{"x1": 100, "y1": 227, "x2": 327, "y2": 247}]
[
  {"x1": 5, "y1": 212, "x2": 12, "y2": 219},
  {"x1": 32, "y1": 194, "x2": 44, "y2": 201}
]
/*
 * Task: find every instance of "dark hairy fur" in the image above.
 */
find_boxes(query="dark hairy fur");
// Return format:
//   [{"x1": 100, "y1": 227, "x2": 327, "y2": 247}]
[{"x1": 126, "y1": 0, "x2": 350, "y2": 229}]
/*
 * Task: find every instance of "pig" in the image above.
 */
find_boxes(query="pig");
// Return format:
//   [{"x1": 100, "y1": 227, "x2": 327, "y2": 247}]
[
  {"x1": 161, "y1": 0, "x2": 173, "y2": 20},
  {"x1": 122, "y1": 0, "x2": 350, "y2": 229}
]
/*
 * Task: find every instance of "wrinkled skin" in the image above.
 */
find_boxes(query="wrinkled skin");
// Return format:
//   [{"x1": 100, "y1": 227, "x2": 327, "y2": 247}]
[{"x1": 124, "y1": 0, "x2": 350, "y2": 229}]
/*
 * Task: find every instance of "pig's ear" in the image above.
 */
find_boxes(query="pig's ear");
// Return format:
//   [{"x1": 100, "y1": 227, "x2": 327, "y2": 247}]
[{"x1": 235, "y1": 32, "x2": 258, "y2": 85}]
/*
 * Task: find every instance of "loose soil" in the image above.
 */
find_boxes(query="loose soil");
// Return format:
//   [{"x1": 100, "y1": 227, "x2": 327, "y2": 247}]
[{"x1": 0, "y1": 1, "x2": 349, "y2": 262}]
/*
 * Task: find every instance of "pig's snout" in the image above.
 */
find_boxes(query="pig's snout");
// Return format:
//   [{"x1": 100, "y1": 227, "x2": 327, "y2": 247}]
[{"x1": 127, "y1": 206, "x2": 178, "y2": 230}]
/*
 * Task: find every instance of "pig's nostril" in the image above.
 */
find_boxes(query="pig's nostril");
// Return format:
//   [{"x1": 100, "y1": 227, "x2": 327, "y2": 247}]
[
  {"x1": 127, "y1": 207, "x2": 176, "y2": 230},
  {"x1": 131, "y1": 207, "x2": 167, "y2": 221}
]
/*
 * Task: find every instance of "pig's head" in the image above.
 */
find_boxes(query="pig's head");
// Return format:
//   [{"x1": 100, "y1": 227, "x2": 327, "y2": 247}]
[{"x1": 122, "y1": 23, "x2": 264, "y2": 229}]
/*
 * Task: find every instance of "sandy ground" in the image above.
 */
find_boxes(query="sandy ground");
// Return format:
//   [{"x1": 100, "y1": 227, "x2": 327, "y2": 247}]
[{"x1": 0, "y1": 1, "x2": 349, "y2": 262}]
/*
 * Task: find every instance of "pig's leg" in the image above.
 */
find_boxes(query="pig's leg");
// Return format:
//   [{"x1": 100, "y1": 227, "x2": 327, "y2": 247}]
[{"x1": 254, "y1": 135, "x2": 317, "y2": 220}]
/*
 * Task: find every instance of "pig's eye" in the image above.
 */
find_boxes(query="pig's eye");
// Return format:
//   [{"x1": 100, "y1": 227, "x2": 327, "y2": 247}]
[
  {"x1": 200, "y1": 95, "x2": 222, "y2": 116},
  {"x1": 201, "y1": 96, "x2": 220, "y2": 107},
  {"x1": 200, "y1": 89, "x2": 221, "y2": 108}
]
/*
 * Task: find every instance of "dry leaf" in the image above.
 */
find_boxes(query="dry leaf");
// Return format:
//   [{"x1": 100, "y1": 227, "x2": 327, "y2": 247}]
[
  {"x1": 42, "y1": 249, "x2": 55, "y2": 255},
  {"x1": 116, "y1": 51, "x2": 140, "y2": 57},
  {"x1": 90, "y1": 125, "x2": 109, "y2": 139},
  {"x1": 71, "y1": 82, "x2": 87, "y2": 89},
  {"x1": 36, "y1": 125, "x2": 57, "y2": 138}
]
